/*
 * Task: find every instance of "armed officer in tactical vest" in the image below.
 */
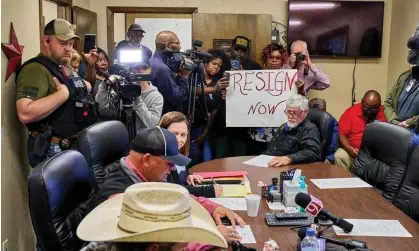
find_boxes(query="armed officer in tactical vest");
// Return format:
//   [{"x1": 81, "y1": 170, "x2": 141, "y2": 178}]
[{"x1": 16, "y1": 19, "x2": 97, "y2": 167}]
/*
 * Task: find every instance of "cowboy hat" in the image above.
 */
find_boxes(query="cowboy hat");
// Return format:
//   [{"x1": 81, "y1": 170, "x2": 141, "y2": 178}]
[{"x1": 77, "y1": 182, "x2": 227, "y2": 248}]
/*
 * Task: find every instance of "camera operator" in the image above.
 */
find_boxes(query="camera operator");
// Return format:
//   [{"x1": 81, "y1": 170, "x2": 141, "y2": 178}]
[
  {"x1": 95, "y1": 58, "x2": 163, "y2": 131},
  {"x1": 150, "y1": 31, "x2": 193, "y2": 114},
  {"x1": 189, "y1": 49, "x2": 230, "y2": 166},
  {"x1": 115, "y1": 23, "x2": 152, "y2": 61},
  {"x1": 16, "y1": 19, "x2": 97, "y2": 167},
  {"x1": 289, "y1": 40, "x2": 330, "y2": 95}
]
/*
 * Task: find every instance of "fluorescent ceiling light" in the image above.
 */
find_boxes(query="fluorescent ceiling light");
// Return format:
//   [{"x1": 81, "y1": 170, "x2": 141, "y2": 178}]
[
  {"x1": 289, "y1": 20, "x2": 303, "y2": 26},
  {"x1": 290, "y1": 3, "x2": 337, "y2": 10}
]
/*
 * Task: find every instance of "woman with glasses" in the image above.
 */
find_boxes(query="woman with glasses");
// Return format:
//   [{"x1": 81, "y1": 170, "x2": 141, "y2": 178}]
[{"x1": 248, "y1": 43, "x2": 291, "y2": 155}]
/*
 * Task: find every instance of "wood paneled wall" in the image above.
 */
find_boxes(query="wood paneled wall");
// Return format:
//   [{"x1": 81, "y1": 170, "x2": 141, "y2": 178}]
[
  {"x1": 72, "y1": 6, "x2": 97, "y2": 53},
  {"x1": 192, "y1": 13, "x2": 272, "y2": 65}
]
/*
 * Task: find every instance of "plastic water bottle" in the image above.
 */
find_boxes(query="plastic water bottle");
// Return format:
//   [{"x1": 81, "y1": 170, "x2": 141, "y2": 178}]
[{"x1": 301, "y1": 228, "x2": 318, "y2": 251}]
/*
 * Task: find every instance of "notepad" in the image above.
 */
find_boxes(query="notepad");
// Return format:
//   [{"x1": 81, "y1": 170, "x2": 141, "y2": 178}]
[{"x1": 220, "y1": 182, "x2": 252, "y2": 197}]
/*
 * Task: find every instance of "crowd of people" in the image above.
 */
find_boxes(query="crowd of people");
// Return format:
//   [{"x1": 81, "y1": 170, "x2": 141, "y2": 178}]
[{"x1": 14, "y1": 18, "x2": 419, "y2": 250}]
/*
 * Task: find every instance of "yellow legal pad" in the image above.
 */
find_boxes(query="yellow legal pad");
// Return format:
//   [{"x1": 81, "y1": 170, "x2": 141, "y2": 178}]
[{"x1": 220, "y1": 182, "x2": 252, "y2": 197}]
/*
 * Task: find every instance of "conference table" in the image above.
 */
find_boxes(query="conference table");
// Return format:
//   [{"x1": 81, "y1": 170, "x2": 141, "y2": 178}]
[{"x1": 191, "y1": 157, "x2": 419, "y2": 251}]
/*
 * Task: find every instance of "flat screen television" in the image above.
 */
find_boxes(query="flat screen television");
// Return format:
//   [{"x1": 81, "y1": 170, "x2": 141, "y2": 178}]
[{"x1": 288, "y1": 0, "x2": 385, "y2": 58}]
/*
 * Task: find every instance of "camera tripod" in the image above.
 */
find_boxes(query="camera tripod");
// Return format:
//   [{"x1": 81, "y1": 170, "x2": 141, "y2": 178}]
[
  {"x1": 120, "y1": 97, "x2": 137, "y2": 142},
  {"x1": 187, "y1": 63, "x2": 211, "y2": 134}
]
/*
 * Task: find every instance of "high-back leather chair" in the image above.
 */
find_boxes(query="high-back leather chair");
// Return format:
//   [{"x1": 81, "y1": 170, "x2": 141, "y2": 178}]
[
  {"x1": 393, "y1": 147, "x2": 419, "y2": 222},
  {"x1": 29, "y1": 150, "x2": 96, "y2": 251},
  {"x1": 307, "y1": 108, "x2": 336, "y2": 161},
  {"x1": 77, "y1": 121, "x2": 130, "y2": 187},
  {"x1": 352, "y1": 122, "x2": 415, "y2": 202}
]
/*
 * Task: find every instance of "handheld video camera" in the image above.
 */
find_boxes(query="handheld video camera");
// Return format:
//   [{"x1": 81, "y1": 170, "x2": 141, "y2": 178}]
[
  {"x1": 165, "y1": 40, "x2": 212, "y2": 73},
  {"x1": 108, "y1": 49, "x2": 152, "y2": 99},
  {"x1": 295, "y1": 52, "x2": 306, "y2": 62}
]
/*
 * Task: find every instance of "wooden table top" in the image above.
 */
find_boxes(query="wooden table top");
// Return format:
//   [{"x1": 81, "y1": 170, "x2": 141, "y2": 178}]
[{"x1": 191, "y1": 157, "x2": 419, "y2": 251}]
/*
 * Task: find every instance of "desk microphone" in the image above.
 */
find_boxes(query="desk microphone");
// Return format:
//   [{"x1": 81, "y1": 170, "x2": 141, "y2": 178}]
[
  {"x1": 295, "y1": 193, "x2": 354, "y2": 233},
  {"x1": 298, "y1": 227, "x2": 367, "y2": 249}
]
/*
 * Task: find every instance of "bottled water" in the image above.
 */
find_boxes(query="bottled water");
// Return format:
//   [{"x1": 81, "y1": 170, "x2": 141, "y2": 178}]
[{"x1": 301, "y1": 228, "x2": 318, "y2": 251}]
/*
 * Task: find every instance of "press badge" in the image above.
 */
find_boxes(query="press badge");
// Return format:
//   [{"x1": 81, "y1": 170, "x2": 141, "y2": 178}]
[{"x1": 406, "y1": 79, "x2": 415, "y2": 92}]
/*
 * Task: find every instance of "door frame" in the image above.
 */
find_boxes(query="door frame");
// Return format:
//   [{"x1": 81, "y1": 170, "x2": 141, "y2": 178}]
[
  {"x1": 106, "y1": 7, "x2": 197, "y2": 62},
  {"x1": 38, "y1": 0, "x2": 73, "y2": 50}
]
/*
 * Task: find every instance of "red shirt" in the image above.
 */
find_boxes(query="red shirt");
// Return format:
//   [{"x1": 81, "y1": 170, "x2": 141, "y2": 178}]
[{"x1": 338, "y1": 103, "x2": 386, "y2": 149}]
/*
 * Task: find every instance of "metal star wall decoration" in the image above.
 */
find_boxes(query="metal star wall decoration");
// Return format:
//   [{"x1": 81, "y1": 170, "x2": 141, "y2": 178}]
[{"x1": 2, "y1": 23, "x2": 24, "y2": 82}]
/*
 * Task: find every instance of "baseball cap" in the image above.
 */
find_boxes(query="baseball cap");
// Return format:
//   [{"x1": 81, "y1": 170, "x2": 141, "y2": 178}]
[
  {"x1": 131, "y1": 127, "x2": 191, "y2": 166},
  {"x1": 44, "y1": 19, "x2": 80, "y2": 41},
  {"x1": 128, "y1": 23, "x2": 146, "y2": 33},
  {"x1": 232, "y1": 36, "x2": 250, "y2": 50}
]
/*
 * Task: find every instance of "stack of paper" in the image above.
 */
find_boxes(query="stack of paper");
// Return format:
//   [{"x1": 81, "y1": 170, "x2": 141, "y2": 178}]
[
  {"x1": 209, "y1": 198, "x2": 247, "y2": 210},
  {"x1": 220, "y1": 182, "x2": 252, "y2": 197},
  {"x1": 333, "y1": 219, "x2": 412, "y2": 237},
  {"x1": 243, "y1": 155, "x2": 275, "y2": 167},
  {"x1": 311, "y1": 178, "x2": 372, "y2": 189}
]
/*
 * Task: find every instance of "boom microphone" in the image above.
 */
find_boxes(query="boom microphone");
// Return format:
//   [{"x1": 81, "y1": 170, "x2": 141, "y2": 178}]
[
  {"x1": 298, "y1": 227, "x2": 367, "y2": 249},
  {"x1": 295, "y1": 193, "x2": 354, "y2": 233}
]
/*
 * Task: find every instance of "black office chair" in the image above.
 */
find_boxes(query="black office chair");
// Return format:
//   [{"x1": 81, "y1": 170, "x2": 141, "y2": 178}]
[
  {"x1": 28, "y1": 150, "x2": 96, "y2": 251},
  {"x1": 77, "y1": 121, "x2": 130, "y2": 187},
  {"x1": 352, "y1": 122, "x2": 415, "y2": 202},
  {"x1": 307, "y1": 108, "x2": 336, "y2": 161},
  {"x1": 393, "y1": 147, "x2": 419, "y2": 222}
]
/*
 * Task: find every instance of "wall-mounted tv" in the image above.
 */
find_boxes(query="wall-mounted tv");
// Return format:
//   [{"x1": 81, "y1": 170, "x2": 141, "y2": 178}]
[{"x1": 288, "y1": 0, "x2": 385, "y2": 58}]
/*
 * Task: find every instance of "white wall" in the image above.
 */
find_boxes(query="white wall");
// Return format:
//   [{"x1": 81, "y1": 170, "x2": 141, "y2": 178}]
[
  {"x1": 43, "y1": 0, "x2": 58, "y2": 25},
  {"x1": 1, "y1": 0, "x2": 40, "y2": 249},
  {"x1": 114, "y1": 13, "x2": 126, "y2": 44}
]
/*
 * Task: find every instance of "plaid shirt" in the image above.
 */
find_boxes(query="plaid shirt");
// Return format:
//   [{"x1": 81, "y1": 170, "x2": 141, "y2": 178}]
[{"x1": 298, "y1": 64, "x2": 330, "y2": 95}]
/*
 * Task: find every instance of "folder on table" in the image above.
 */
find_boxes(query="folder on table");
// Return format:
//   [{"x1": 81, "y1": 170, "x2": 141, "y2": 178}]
[
  {"x1": 201, "y1": 177, "x2": 244, "y2": 185},
  {"x1": 193, "y1": 171, "x2": 248, "y2": 179},
  {"x1": 220, "y1": 181, "x2": 252, "y2": 198}
]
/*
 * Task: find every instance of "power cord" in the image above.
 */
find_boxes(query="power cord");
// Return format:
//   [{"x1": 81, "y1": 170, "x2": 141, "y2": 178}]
[{"x1": 352, "y1": 57, "x2": 357, "y2": 105}]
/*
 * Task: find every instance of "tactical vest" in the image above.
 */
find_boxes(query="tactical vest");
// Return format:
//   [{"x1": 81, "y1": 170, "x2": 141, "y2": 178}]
[{"x1": 16, "y1": 56, "x2": 96, "y2": 136}]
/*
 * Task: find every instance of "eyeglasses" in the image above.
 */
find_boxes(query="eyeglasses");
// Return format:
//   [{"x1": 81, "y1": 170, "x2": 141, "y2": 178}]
[
  {"x1": 269, "y1": 55, "x2": 282, "y2": 61},
  {"x1": 130, "y1": 31, "x2": 144, "y2": 38},
  {"x1": 169, "y1": 41, "x2": 181, "y2": 45},
  {"x1": 362, "y1": 104, "x2": 379, "y2": 111},
  {"x1": 284, "y1": 109, "x2": 304, "y2": 116}
]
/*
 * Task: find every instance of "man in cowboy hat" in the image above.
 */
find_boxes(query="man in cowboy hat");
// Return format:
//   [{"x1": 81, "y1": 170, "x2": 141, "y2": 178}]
[
  {"x1": 78, "y1": 182, "x2": 228, "y2": 250},
  {"x1": 87, "y1": 126, "x2": 245, "y2": 244}
]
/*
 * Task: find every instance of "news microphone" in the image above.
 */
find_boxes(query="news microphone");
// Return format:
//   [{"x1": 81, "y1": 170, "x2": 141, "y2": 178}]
[
  {"x1": 108, "y1": 63, "x2": 129, "y2": 76},
  {"x1": 298, "y1": 227, "x2": 367, "y2": 249},
  {"x1": 295, "y1": 193, "x2": 354, "y2": 233}
]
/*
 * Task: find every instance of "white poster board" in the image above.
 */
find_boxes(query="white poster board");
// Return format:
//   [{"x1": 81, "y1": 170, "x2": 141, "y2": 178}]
[
  {"x1": 226, "y1": 69, "x2": 298, "y2": 127},
  {"x1": 134, "y1": 18, "x2": 192, "y2": 54}
]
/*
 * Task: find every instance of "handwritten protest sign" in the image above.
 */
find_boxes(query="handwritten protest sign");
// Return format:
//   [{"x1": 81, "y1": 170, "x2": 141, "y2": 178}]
[{"x1": 226, "y1": 69, "x2": 298, "y2": 127}]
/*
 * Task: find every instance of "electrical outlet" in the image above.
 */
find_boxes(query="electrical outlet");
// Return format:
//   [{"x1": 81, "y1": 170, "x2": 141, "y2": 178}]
[{"x1": 2, "y1": 239, "x2": 8, "y2": 251}]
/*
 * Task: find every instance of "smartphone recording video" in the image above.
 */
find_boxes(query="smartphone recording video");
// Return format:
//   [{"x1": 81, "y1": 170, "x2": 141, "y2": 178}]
[{"x1": 84, "y1": 34, "x2": 96, "y2": 54}]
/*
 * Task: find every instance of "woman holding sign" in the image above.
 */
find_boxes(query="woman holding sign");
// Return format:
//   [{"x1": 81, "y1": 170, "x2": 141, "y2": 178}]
[{"x1": 248, "y1": 43, "x2": 291, "y2": 155}]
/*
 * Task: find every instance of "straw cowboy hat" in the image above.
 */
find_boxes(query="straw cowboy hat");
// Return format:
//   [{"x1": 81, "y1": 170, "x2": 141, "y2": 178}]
[{"x1": 77, "y1": 182, "x2": 227, "y2": 248}]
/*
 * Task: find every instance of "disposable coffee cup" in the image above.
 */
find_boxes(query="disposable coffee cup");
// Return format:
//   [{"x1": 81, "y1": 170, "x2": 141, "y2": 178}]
[{"x1": 245, "y1": 194, "x2": 261, "y2": 217}]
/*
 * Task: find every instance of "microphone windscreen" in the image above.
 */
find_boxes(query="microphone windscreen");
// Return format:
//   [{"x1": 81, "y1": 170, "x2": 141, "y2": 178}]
[
  {"x1": 196, "y1": 51, "x2": 213, "y2": 59},
  {"x1": 295, "y1": 192, "x2": 311, "y2": 208},
  {"x1": 108, "y1": 64, "x2": 126, "y2": 75},
  {"x1": 298, "y1": 227, "x2": 308, "y2": 240},
  {"x1": 336, "y1": 218, "x2": 354, "y2": 233}
]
